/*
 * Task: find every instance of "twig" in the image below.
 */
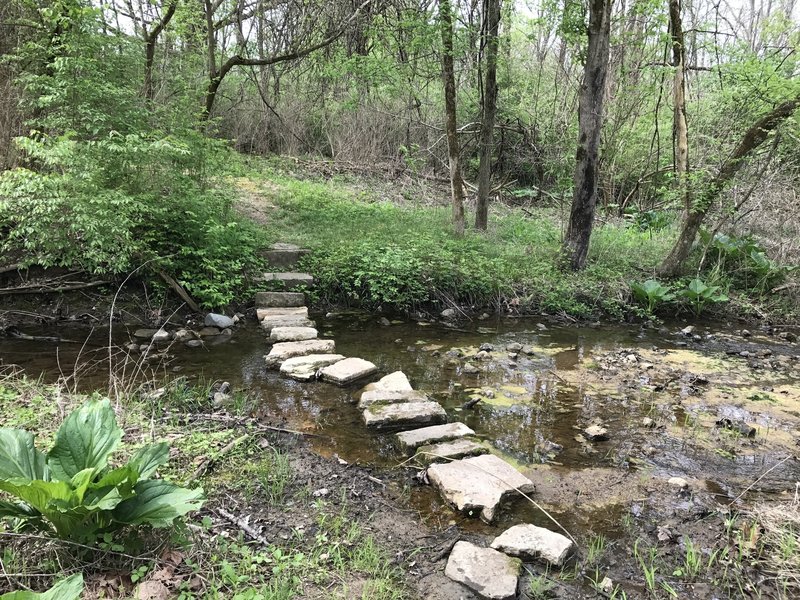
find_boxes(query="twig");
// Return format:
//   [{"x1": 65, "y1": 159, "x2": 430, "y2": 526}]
[
  {"x1": 190, "y1": 434, "x2": 250, "y2": 482},
  {"x1": 216, "y1": 508, "x2": 270, "y2": 546},
  {"x1": 0, "y1": 281, "x2": 108, "y2": 295},
  {"x1": 728, "y1": 455, "x2": 793, "y2": 507},
  {"x1": 430, "y1": 536, "x2": 460, "y2": 562},
  {"x1": 158, "y1": 271, "x2": 201, "y2": 313}
]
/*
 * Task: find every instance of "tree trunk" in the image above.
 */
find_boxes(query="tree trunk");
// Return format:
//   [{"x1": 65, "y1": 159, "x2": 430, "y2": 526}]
[
  {"x1": 561, "y1": 0, "x2": 612, "y2": 270},
  {"x1": 669, "y1": 0, "x2": 689, "y2": 207},
  {"x1": 439, "y1": 0, "x2": 465, "y2": 235},
  {"x1": 143, "y1": 0, "x2": 177, "y2": 101},
  {"x1": 659, "y1": 94, "x2": 800, "y2": 275},
  {"x1": 475, "y1": 0, "x2": 501, "y2": 231}
]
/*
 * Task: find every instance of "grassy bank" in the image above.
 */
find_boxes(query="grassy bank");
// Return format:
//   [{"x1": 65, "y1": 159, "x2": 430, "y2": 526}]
[
  {"x1": 0, "y1": 370, "x2": 409, "y2": 599},
  {"x1": 240, "y1": 158, "x2": 798, "y2": 323}
]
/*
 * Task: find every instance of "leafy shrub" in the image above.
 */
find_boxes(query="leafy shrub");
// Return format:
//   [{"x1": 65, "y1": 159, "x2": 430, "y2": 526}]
[
  {"x1": 0, "y1": 398, "x2": 204, "y2": 541},
  {"x1": 680, "y1": 278, "x2": 729, "y2": 316},
  {"x1": 0, "y1": 574, "x2": 82, "y2": 600},
  {"x1": 700, "y1": 231, "x2": 795, "y2": 292},
  {"x1": 630, "y1": 279, "x2": 675, "y2": 314}
]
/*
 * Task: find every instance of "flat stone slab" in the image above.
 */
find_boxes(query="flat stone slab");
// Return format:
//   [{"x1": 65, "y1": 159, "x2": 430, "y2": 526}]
[
  {"x1": 279, "y1": 354, "x2": 345, "y2": 382},
  {"x1": 362, "y1": 401, "x2": 447, "y2": 430},
  {"x1": 261, "y1": 315, "x2": 315, "y2": 333},
  {"x1": 427, "y1": 454, "x2": 535, "y2": 523},
  {"x1": 263, "y1": 244, "x2": 310, "y2": 269},
  {"x1": 415, "y1": 439, "x2": 488, "y2": 465},
  {"x1": 319, "y1": 357, "x2": 378, "y2": 386},
  {"x1": 255, "y1": 291, "x2": 306, "y2": 308},
  {"x1": 269, "y1": 326, "x2": 318, "y2": 343},
  {"x1": 445, "y1": 541, "x2": 520, "y2": 600},
  {"x1": 257, "y1": 306, "x2": 308, "y2": 321},
  {"x1": 357, "y1": 389, "x2": 428, "y2": 409},
  {"x1": 265, "y1": 339, "x2": 336, "y2": 368},
  {"x1": 490, "y1": 524, "x2": 575, "y2": 567},
  {"x1": 258, "y1": 272, "x2": 314, "y2": 290},
  {"x1": 395, "y1": 422, "x2": 475, "y2": 453}
]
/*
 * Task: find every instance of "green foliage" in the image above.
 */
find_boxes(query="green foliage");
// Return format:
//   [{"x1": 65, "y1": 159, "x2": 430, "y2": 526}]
[
  {"x1": 0, "y1": 398, "x2": 204, "y2": 541},
  {"x1": 679, "y1": 278, "x2": 729, "y2": 316},
  {"x1": 630, "y1": 279, "x2": 675, "y2": 314},
  {"x1": 0, "y1": 574, "x2": 83, "y2": 600},
  {"x1": 700, "y1": 231, "x2": 795, "y2": 292}
]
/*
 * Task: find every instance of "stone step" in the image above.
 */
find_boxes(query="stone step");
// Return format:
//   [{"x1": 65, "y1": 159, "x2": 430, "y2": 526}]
[
  {"x1": 255, "y1": 291, "x2": 306, "y2": 308},
  {"x1": 269, "y1": 326, "x2": 318, "y2": 343},
  {"x1": 319, "y1": 357, "x2": 378, "y2": 386},
  {"x1": 261, "y1": 315, "x2": 315, "y2": 334},
  {"x1": 257, "y1": 306, "x2": 308, "y2": 321},
  {"x1": 279, "y1": 354, "x2": 345, "y2": 382},
  {"x1": 362, "y1": 401, "x2": 447, "y2": 430},
  {"x1": 426, "y1": 454, "x2": 535, "y2": 523},
  {"x1": 264, "y1": 339, "x2": 336, "y2": 368},
  {"x1": 414, "y1": 438, "x2": 488, "y2": 465},
  {"x1": 357, "y1": 389, "x2": 428, "y2": 409},
  {"x1": 258, "y1": 272, "x2": 314, "y2": 290},
  {"x1": 445, "y1": 541, "x2": 520, "y2": 600},
  {"x1": 395, "y1": 422, "x2": 475, "y2": 454},
  {"x1": 358, "y1": 371, "x2": 413, "y2": 396},
  {"x1": 490, "y1": 524, "x2": 575, "y2": 568},
  {"x1": 263, "y1": 243, "x2": 310, "y2": 269}
]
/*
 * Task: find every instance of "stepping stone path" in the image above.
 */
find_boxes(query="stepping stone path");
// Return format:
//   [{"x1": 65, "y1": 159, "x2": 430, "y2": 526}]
[{"x1": 255, "y1": 245, "x2": 578, "y2": 598}]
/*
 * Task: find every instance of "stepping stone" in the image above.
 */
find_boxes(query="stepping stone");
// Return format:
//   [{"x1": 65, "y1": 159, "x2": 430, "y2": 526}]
[
  {"x1": 257, "y1": 306, "x2": 308, "y2": 321},
  {"x1": 269, "y1": 326, "x2": 318, "y2": 343},
  {"x1": 445, "y1": 541, "x2": 520, "y2": 600},
  {"x1": 258, "y1": 272, "x2": 314, "y2": 290},
  {"x1": 264, "y1": 339, "x2": 336, "y2": 368},
  {"x1": 319, "y1": 357, "x2": 378, "y2": 386},
  {"x1": 427, "y1": 454, "x2": 535, "y2": 523},
  {"x1": 255, "y1": 291, "x2": 306, "y2": 308},
  {"x1": 261, "y1": 315, "x2": 315, "y2": 333},
  {"x1": 263, "y1": 243, "x2": 310, "y2": 269},
  {"x1": 357, "y1": 389, "x2": 428, "y2": 409},
  {"x1": 490, "y1": 524, "x2": 575, "y2": 567},
  {"x1": 365, "y1": 371, "x2": 413, "y2": 392},
  {"x1": 415, "y1": 438, "x2": 488, "y2": 465},
  {"x1": 279, "y1": 354, "x2": 345, "y2": 382},
  {"x1": 362, "y1": 401, "x2": 447, "y2": 430},
  {"x1": 395, "y1": 422, "x2": 475, "y2": 453}
]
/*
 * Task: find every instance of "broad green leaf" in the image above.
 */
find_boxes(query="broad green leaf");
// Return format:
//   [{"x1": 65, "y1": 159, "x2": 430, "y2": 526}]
[
  {"x1": 0, "y1": 478, "x2": 72, "y2": 515},
  {"x1": 0, "y1": 499, "x2": 39, "y2": 519},
  {"x1": 112, "y1": 480, "x2": 204, "y2": 527},
  {"x1": 127, "y1": 443, "x2": 169, "y2": 479},
  {"x1": 47, "y1": 398, "x2": 121, "y2": 481},
  {"x1": 0, "y1": 573, "x2": 83, "y2": 600},
  {"x1": 0, "y1": 429, "x2": 47, "y2": 481}
]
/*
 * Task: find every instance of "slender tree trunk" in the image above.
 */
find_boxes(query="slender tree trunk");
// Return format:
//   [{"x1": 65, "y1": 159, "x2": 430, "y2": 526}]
[
  {"x1": 670, "y1": 0, "x2": 689, "y2": 208},
  {"x1": 439, "y1": 0, "x2": 465, "y2": 235},
  {"x1": 475, "y1": 0, "x2": 501, "y2": 231},
  {"x1": 143, "y1": 0, "x2": 177, "y2": 101},
  {"x1": 561, "y1": 0, "x2": 612, "y2": 270},
  {"x1": 659, "y1": 94, "x2": 800, "y2": 275}
]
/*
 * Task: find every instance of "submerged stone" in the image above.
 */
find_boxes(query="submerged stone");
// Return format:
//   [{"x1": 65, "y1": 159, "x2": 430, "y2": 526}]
[
  {"x1": 362, "y1": 401, "x2": 447, "y2": 430},
  {"x1": 490, "y1": 523, "x2": 575, "y2": 567},
  {"x1": 445, "y1": 541, "x2": 520, "y2": 600},
  {"x1": 264, "y1": 339, "x2": 336, "y2": 368},
  {"x1": 319, "y1": 357, "x2": 378, "y2": 386},
  {"x1": 427, "y1": 454, "x2": 535, "y2": 523},
  {"x1": 395, "y1": 422, "x2": 475, "y2": 453},
  {"x1": 268, "y1": 326, "x2": 318, "y2": 343},
  {"x1": 279, "y1": 354, "x2": 345, "y2": 381}
]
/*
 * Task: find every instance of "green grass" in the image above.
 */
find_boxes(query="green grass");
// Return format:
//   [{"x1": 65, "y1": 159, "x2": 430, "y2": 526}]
[{"x1": 244, "y1": 160, "x2": 675, "y2": 319}]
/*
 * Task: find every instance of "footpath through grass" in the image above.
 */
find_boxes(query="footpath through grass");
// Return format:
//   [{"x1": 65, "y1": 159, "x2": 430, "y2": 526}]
[{"x1": 241, "y1": 159, "x2": 675, "y2": 320}]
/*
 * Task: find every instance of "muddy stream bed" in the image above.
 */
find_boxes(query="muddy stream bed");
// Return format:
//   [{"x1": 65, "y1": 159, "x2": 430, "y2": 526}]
[{"x1": 2, "y1": 314, "x2": 800, "y2": 598}]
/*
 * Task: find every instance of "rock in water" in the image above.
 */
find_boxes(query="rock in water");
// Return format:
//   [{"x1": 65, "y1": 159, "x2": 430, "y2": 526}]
[
  {"x1": 264, "y1": 339, "x2": 336, "y2": 368},
  {"x1": 445, "y1": 541, "x2": 520, "y2": 600},
  {"x1": 441, "y1": 308, "x2": 457, "y2": 319},
  {"x1": 583, "y1": 425, "x2": 609, "y2": 441},
  {"x1": 395, "y1": 422, "x2": 475, "y2": 453},
  {"x1": 415, "y1": 439, "x2": 487, "y2": 465},
  {"x1": 490, "y1": 524, "x2": 575, "y2": 567},
  {"x1": 319, "y1": 357, "x2": 378, "y2": 386},
  {"x1": 205, "y1": 313, "x2": 234, "y2": 329},
  {"x1": 362, "y1": 401, "x2": 447, "y2": 430},
  {"x1": 269, "y1": 326, "x2": 318, "y2": 343},
  {"x1": 279, "y1": 354, "x2": 345, "y2": 381},
  {"x1": 427, "y1": 454, "x2": 535, "y2": 523}
]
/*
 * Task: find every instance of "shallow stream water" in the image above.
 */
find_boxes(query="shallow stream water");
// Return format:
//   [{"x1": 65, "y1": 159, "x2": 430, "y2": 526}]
[{"x1": 3, "y1": 314, "x2": 800, "y2": 549}]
